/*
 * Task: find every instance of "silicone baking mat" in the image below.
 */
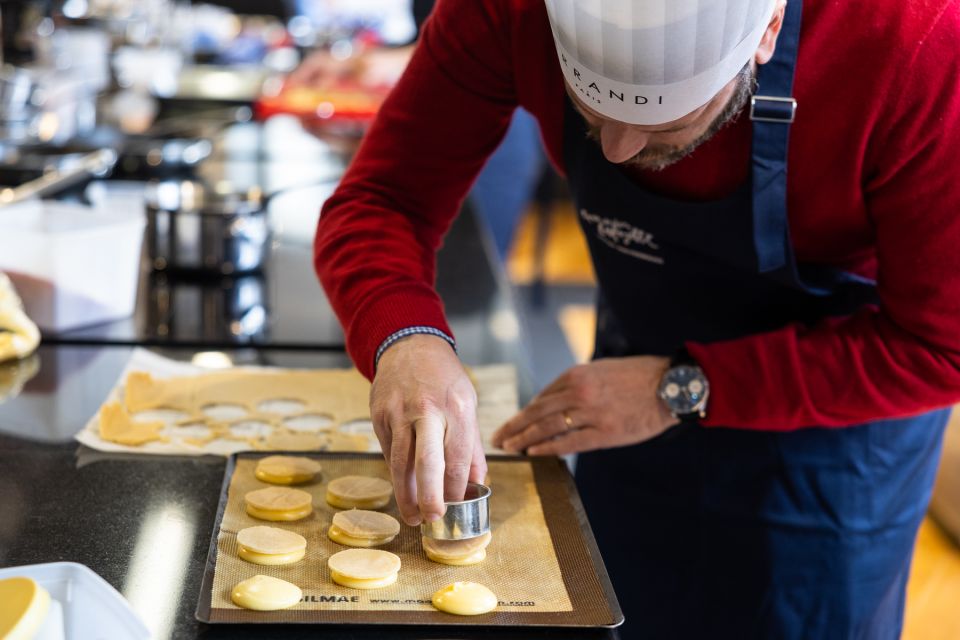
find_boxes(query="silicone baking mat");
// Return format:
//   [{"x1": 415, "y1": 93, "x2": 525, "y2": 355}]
[{"x1": 196, "y1": 452, "x2": 622, "y2": 628}]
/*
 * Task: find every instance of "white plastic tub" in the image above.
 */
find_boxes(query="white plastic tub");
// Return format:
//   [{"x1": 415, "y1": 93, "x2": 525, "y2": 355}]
[
  {"x1": 0, "y1": 198, "x2": 145, "y2": 332},
  {"x1": 0, "y1": 562, "x2": 150, "y2": 640}
]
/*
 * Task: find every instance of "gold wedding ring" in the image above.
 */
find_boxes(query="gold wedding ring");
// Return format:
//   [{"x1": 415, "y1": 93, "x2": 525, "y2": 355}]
[{"x1": 562, "y1": 411, "x2": 574, "y2": 430}]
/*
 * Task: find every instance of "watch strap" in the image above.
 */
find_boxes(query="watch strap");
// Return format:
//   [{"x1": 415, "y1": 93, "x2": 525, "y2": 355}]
[{"x1": 670, "y1": 345, "x2": 697, "y2": 368}]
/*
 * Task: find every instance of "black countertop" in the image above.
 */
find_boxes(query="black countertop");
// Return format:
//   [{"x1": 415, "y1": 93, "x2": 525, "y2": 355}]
[{"x1": 0, "y1": 345, "x2": 619, "y2": 640}]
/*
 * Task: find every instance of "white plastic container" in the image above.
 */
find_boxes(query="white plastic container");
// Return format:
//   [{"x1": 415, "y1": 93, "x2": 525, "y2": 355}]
[
  {"x1": 0, "y1": 562, "x2": 150, "y2": 640},
  {"x1": 0, "y1": 199, "x2": 145, "y2": 332}
]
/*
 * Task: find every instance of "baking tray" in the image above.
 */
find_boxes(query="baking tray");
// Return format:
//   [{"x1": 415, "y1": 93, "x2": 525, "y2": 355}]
[{"x1": 196, "y1": 452, "x2": 623, "y2": 628}]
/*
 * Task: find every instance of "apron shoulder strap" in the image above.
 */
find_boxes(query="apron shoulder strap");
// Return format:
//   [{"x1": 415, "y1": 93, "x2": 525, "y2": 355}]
[{"x1": 751, "y1": 0, "x2": 802, "y2": 274}]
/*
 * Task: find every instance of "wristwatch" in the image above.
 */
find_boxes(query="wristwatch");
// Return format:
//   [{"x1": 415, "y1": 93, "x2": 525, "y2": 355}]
[{"x1": 657, "y1": 348, "x2": 709, "y2": 422}]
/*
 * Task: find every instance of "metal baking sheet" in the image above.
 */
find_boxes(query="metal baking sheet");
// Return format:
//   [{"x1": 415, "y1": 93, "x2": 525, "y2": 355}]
[{"x1": 196, "y1": 452, "x2": 622, "y2": 628}]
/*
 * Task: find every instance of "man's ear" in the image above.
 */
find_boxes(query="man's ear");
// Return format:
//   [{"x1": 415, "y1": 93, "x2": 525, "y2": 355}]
[{"x1": 755, "y1": 0, "x2": 787, "y2": 65}]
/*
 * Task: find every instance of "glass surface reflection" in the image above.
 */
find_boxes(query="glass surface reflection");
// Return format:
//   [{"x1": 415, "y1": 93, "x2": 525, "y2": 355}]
[{"x1": 123, "y1": 502, "x2": 197, "y2": 640}]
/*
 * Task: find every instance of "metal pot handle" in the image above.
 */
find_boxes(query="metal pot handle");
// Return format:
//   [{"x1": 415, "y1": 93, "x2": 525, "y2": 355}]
[{"x1": 0, "y1": 148, "x2": 117, "y2": 206}]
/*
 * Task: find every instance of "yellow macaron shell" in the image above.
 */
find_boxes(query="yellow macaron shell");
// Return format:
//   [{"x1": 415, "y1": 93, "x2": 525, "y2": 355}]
[
  {"x1": 431, "y1": 581, "x2": 498, "y2": 616},
  {"x1": 244, "y1": 486, "x2": 313, "y2": 522},
  {"x1": 254, "y1": 455, "x2": 322, "y2": 485},
  {"x1": 329, "y1": 570, "x2": 398, "y2": 590},
  {"x1": 237, "y1": 547, "x2": 306, "y2": 565},
  {"x1": 245, "y1": 504, "x2": 313, "y2": 521},
  {"x1": 328, "y1": 549, "x2": 401, "y2": 590},
  {"x1": 425, "y1": 546, "x2": 487, "y2": 566},
  {"x1": 0, "y1": 577, "x2": 51, "y2": 640},
  {"x1": 325, "y1": 475, "x2": 392, "y2": 510},
  {"x1": 236, "y1": 525, "x2": 308, "y2": 566},
  {"x1": 231, "y1": 575, "x2": 302, "y2": 611},
  {"x1": 328, "y1": 526, "x2": 395, "y2": 548},
  {"x1": 328, "y1": 509, "x2": 400, "y2": 547},
  {"x1": 326, "y1": 493, "x2": 390, "y2": 510},
  {"x1": 422, "y1": 531, "x2": 492, "y2": 565}
]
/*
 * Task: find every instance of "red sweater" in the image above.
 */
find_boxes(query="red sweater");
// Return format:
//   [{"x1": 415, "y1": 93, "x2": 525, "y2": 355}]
[{"x1": 316, "y1": 0, "x2": 960, "y2": 431}]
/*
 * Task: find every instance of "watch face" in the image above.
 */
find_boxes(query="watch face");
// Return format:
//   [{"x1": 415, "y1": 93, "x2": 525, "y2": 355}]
[{"x1": 659, "y1": 365, "x2": 709, "y2": 414}]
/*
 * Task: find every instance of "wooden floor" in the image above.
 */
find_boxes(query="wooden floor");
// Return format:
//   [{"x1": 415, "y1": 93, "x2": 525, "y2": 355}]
[
  {"x1": 506, "y1": 204, "x2": 960, "y2": 639},
  {"x1": 507, "y1": 201, "x2": 594, "y2": 286},
  {"x1": 904, "y1": 517, "x2": 960, "y2": 640}
]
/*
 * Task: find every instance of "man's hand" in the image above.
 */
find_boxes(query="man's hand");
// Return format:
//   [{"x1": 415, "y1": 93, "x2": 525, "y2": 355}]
[
  {"x1": 371, "y1": 334, "x2": 487, "y2": 526},
  {"x1": 492, "y1": 356, "x2": 676, "y2": 456}
]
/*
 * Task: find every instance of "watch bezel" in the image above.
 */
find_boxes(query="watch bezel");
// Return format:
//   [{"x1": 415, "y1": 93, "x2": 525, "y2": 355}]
[{"x1": 658, "y1": 364, "x2": 710, "y2": 419}]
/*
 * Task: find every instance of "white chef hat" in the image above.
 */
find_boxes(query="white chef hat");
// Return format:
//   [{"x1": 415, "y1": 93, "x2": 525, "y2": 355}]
[{"x1": 545, "y1": 0, "x2": 778, "y2": 125}]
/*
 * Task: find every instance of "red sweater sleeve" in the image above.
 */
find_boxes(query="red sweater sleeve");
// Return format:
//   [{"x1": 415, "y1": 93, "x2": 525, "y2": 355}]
[
  {"x1": 691, "y1": 7, "x2": 960, "y2": 430},
  {"x1": 314, "y1": 0, "x2": 517, "y2": 379}
]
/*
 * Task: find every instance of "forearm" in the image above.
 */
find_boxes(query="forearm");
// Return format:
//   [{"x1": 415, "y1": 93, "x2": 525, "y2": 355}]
[
  {"x1": 690, "y1": 308, "x2": 960, "y2": 430},
  {"x1": 314, "y1": 0, "x2": 516, "y2": 379}
]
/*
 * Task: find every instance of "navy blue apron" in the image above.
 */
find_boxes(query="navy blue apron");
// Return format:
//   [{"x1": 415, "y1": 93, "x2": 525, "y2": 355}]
[{"x1": 568, "y1": 2, "x2": 949, "y2": 638}]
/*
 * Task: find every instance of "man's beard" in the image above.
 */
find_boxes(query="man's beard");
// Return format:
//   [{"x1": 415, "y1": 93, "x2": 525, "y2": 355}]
[{"x1": 586, "y1": 63, "x2": 757, "y2": 171}]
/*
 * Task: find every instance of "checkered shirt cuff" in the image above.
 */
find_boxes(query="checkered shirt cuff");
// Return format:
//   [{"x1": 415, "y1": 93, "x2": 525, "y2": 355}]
[{"x1": 374, "y1": 326, "x2": 457, "y2": 369}]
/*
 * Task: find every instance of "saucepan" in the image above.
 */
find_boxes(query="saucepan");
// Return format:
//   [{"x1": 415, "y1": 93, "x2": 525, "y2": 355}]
[{"x1": 144, "y1": 179, "x2": 269, "y2": 276}]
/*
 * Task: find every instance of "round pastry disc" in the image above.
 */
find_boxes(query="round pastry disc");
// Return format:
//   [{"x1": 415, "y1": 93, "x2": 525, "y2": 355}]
[
  {"x1": 421, "y1": 530, "x2": 492, "y2": 561},
  {"x1": 327, "y1": 475, "x2": 392, "y2": 501},
  {"x1": 255, "y1": 455, "x2": 321, "y2": 483},
  {"x1": 332, "y1": 509, "x2": 400, "y2": 540},
  {"x1": 244, "y1": 486, "x2": 313, "y2": 512},
  {"x1": 328, "y1": 548, "x2": 401, "y2": 580},
  {"x1": 237, "y1": 526, "x2": 307, "y2": 555}
]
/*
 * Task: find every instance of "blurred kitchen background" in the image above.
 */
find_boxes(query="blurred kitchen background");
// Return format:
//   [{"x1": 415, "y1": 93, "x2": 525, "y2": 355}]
[{"x1": 0, "y1": 2, "x2": 956, "y2": 638}]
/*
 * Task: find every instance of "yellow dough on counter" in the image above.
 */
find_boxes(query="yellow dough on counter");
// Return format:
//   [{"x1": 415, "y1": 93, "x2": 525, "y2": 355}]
[
  {"x1": 0, "y1": 273, "x2": 40, "y2": 363},
  {"x1": 236, "y1": 526, "x2": 307, "y2": 566},
  {"x1": 98, "y1": 401, "x2": 165, "y2": 446},
  {"x1": 328, "y1": 509, "x2": 400, "y2": 547},
  {"x1": 244, "y1": 486, "x2": 313, "y2": 522},
  {"x1": 328, "y1": 549, "x2": 401, "y2": 590},
  {"x1": 0, "y1": 577, "x2": 49, "y2": 640},
  {"x1": 422, "y1": 531, "x2": 492, "y2": 566},
  {"x1": 255, "y1": 432, "x2": 326, "y2": 452},
  {"x1": 431, "y1": 581, "x2": 498, "y2": 616},
  {"x1": 325, "y1": 475, "x2": 392, "y2": 510},
  {"x1": 254, "y1": 455, "x2": 322, "y2": 485},
  {"x1": 0, "y1": 354, "x2": 39, "y2": 404},
  {"x1": 317, "y1": 432, "x2": 372, "y2": 452},
  {"x1": 231, "y1": 575, "x2": 302, "y2": 611},
  {"x1": 122, "y1": 368, "x2": 370, "y2": 423}
]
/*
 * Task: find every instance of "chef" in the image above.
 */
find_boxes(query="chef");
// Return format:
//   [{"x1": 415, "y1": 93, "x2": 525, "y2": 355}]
[{"x1": 315, "y1": 0, "x2": 960, "y2": 637}]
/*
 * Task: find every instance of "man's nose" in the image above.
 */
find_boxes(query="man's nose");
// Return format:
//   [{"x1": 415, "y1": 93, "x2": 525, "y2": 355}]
[{"x1": 600, "y1": 123, "x2": 651, "y2": 164}]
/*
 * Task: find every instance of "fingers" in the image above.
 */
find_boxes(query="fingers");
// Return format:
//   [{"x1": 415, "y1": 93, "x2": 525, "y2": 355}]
[
  {"x1": 443, "y1": 416, "x2": 474, "y2": 504},
  {"x1": 414, "y1": 413, "x2": 447, "y2": 523},
  {"x1": 387, "y1": 416, "x2": 420, "y2": 526},
  {"x1": 527, "y1": 426, "x2": 598, "y2": 456},
  {"x1": 502, "y1": 409, "x2": 580, "y2": 453},
  {"x1": 469, "y1": 425, "x2": 488, "y2": 485},
  {"x1": 372, "y1": 405, "x2": 393, "y2": 464},
  {"x1": 492, "y1": 392, "x2": 571, "y2": 448}
]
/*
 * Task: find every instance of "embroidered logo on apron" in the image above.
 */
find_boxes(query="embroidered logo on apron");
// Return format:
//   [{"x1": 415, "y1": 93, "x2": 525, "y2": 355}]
[{"x1": 579, "y1": 208, "x2": 664, "y2": 265}]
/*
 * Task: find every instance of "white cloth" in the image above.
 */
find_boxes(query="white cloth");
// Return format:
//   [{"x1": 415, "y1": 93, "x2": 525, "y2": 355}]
[{"x1": 544, "y1": 0, "x2": 777, "y2": 124}]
